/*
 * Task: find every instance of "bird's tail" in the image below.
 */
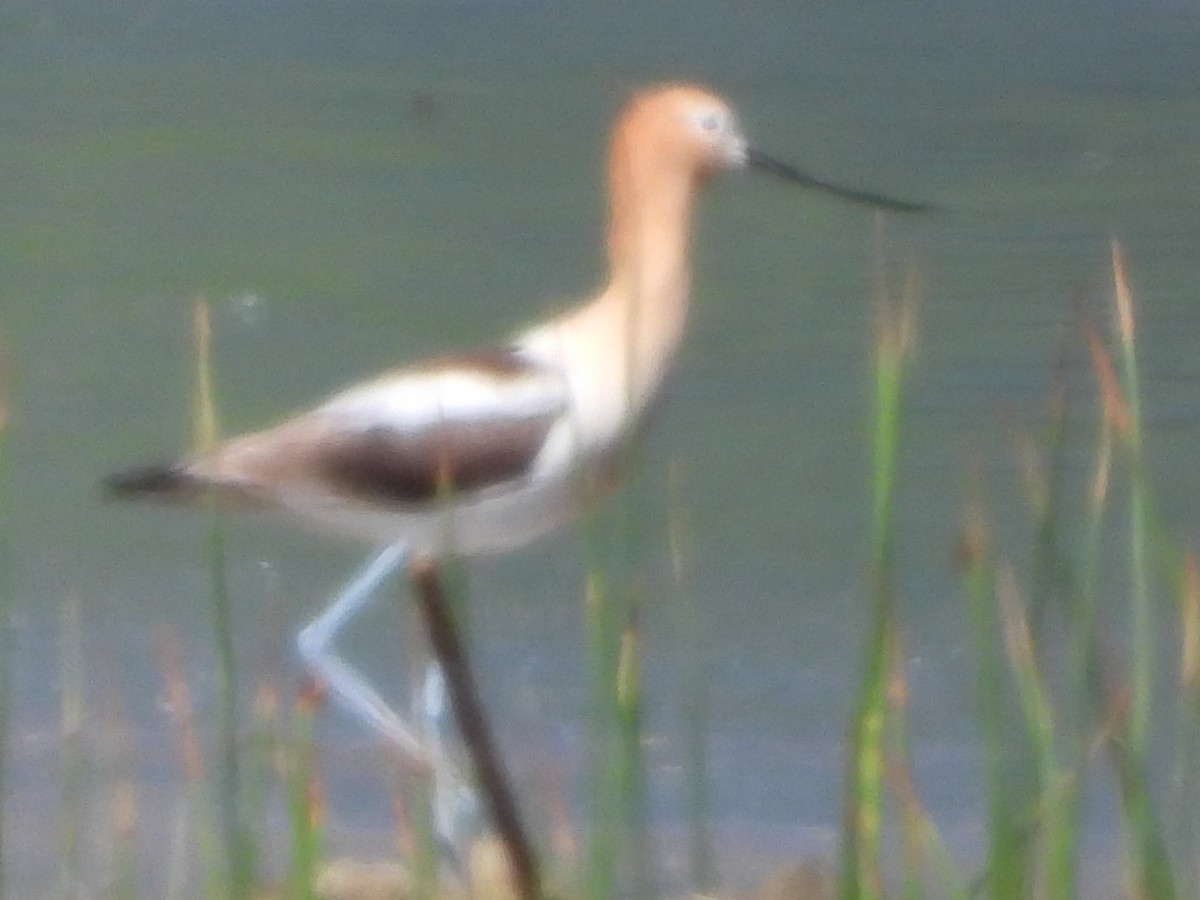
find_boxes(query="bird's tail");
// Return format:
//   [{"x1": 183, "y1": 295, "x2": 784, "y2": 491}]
[{"x1": 103, "y1": 463, "x2": 204, "y2": 500}]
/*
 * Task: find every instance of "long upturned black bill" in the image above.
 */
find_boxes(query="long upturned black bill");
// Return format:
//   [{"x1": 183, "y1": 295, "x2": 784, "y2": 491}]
[{"x1": 746, "y1": 148, "x2": 931, "y2": 214}]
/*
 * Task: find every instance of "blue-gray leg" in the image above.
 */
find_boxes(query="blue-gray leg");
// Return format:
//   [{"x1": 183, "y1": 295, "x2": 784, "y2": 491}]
[
  {"x1": 416, "y1": 662, "x2": 481, "y2": 857},
  {"x1": 297, "y1": 544, "x2": 429, "y2": 763},
  {"x1": 296, "y1": 544, "x2": 480, "y2": 859}
]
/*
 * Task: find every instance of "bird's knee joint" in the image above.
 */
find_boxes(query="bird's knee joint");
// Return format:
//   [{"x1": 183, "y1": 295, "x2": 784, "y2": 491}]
[{"x1": 296, "y1": 624, "x2": 325, "y2": 666}]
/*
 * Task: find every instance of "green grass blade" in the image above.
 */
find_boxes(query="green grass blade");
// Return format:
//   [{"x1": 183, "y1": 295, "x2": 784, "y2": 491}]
[
  {"x1": 112, "y1": 777, "x2": 140, "y2": 900},
  {"x1": 1176, "y1": 554, "x2": 1200, "y2": 898},
  {"x1": 59, "y1": 595, "x2": 85, "y2": 896},
  {"x1": 1111, "y1": 242, "x2": 1153, "y2": 762},
  {"x1": 839, "y1": 604, "x2": 889, "y2": 900},
  {"x1": 287, "y1": 686, "x2": 323, "y2": 899},
  {"x1": 668, "y1": 461, "x2": 714, "y2": 894},
  {"x1": 959, "y1": 494, "x2": 1035, "y2": 899},
  {"x1": 192, "y1": 298, "x2": 255, "y2": 897},
  {"x1": 616, "y1": 615, "x2": 651, "y2": 899},
  {"x1": 1021, "y1": 343, "x2": 1074, "y2": 630},
  {"x1": 1109, "y1": 735, "x2": 1176, "y2": 899},
  {"x1": 579, "y1": 456, "x2": 648, "y2": 897},
  {"x1": 155, "y1": 626, "x2": 222, "y2": 898},
  {"x1": 884, "y1": 628, "x2": 925, "y2": 900},
  {"x1": 1000, "y1": 383, "x2": 1079, "y2": 895},
  {"x1": 885, "y1": 681, "x2": 969, "y2": 900},
  {"x1": 994, "y1": 563, "x2": 1081, "y2": 897},
  {"x1": 0, "y1": 343, "x2": 11, "y2": 900},
  {"x1": 583, "y1": 561, "x2": 618, "y2": 900},
  {"x1": 204, "y1": 509, "x2": 256, "y2": 895},
  {"x1": 1107, "y1": 244, "x2": 1178, "y2": 898},
  {"x1": 1055, "y1": 305, "x2": 1126, "y2": 899},
  {"x1": 410, "y1": 773, "x2": 441, "y2": 900},
  {"x1": 839, "y1": 244, "x2": 913, "y2": 900}
]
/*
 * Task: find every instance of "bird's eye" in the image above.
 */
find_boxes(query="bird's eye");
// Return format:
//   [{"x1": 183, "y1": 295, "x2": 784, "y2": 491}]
[{"x1": 699, "y1": 112, "x2": 722, "y2": 133}]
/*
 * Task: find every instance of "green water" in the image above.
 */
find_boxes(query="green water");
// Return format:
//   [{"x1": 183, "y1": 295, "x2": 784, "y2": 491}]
[{"x1": 4, "y1": 1, "x2": 1200, "y2": 893}]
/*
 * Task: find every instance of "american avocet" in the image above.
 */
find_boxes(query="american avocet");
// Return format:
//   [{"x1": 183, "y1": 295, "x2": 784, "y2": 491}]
[{"x1": 106, "y1": 83, "x2": 924, "y2": 766}]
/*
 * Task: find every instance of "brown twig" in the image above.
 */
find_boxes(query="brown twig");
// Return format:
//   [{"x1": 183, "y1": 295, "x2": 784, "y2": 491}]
[{"x1": 408, "y1": 557, "x2": 542, "y2": 900}]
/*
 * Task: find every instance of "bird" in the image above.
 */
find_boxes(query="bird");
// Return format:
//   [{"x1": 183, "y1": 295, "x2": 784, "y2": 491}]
[{"x1": 106, "y1": 83, "x2": 926, "y2": 768}]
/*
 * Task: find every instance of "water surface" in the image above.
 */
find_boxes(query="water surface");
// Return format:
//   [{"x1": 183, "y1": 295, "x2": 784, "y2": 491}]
[{"x1": 4, "y1": 1, "x2": 1200, "y2": 894}]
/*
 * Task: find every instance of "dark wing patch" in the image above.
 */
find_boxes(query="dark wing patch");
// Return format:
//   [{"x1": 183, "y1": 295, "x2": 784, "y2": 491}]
[{"x1": 319, "y1": 413, "x2": 557, "y2": 505}]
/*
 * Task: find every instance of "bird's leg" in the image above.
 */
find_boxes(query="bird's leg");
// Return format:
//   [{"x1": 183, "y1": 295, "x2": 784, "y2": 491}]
[
  {"x1": 297, "y1": 543, "x2": 431, "y2": 767},
  {"x1": 415, "y1": 656, "x2": 480, "y2": 856},
  {"x1": 298, "y1": 545, "x2": 480, "y2": 866},
  {"x1": 410, "y1": 558, "x2": 540, "y2": 898}
]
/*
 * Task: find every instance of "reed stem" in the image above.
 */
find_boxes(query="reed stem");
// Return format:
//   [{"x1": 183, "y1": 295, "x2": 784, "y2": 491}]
[
  {"x1": 839, "y1": 228, "x2": 913, "y2": 900},
  {"x1": 0, "y1": 341, "x2": 11, "y2": 900},
  {"x1": 193, "y1": 298, "x2": 255, "y2": 897}
]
